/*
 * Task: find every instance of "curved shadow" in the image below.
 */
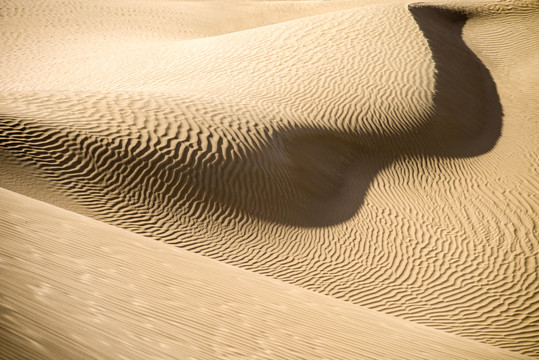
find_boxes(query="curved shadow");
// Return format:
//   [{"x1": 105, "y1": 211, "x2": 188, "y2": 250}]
[
  {"x1": 0, "y1": 5, "x2": 503, "y2": 231},
  {"x1": 204, "y1": 4, "x2": 503, "y2": 227},
  {"x1": 406, "y1": 4, "x2": 502, "y2": 157}
]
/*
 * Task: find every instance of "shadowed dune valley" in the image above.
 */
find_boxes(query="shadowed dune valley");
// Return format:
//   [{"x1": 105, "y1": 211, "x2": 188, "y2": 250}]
[{"x1": 1, "y1": 0, "x2": 538, "y2": 359}]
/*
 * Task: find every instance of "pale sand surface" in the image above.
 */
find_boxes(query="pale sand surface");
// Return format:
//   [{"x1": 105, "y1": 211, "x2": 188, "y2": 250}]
[
  {"x1": 1, "y1": 187, "x2": 531, "y2": 359},
  {"x1": 1, "y1": 0, "x2": 538, "y2": 358}
]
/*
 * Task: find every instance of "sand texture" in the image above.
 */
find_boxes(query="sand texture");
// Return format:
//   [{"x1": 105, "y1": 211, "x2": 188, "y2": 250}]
[
  {"x1": 1, "y1": 0, "x2": 538, "y2": 358},
  {"x1": 2, "y1": 187, "x2": 532, "y2": 359}
]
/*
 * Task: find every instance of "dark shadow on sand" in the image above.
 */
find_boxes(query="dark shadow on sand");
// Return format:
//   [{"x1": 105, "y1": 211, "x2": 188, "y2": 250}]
[
  {"x1": 0, "y1": 5, "x2": 503, "y2": 231},
  {"x1": 204, "y1": 4, "x2": 503, "y2": 227}
]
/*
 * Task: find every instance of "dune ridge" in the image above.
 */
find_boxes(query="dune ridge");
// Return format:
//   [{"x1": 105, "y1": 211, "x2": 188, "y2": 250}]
[{"x1": 1, "y1": 0, "x2": 538, "y2": 357}]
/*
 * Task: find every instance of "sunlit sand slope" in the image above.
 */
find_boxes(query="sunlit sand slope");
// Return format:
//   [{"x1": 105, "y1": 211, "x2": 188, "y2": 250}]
[
  {"x1": 0, "y1": 0, "x2": 538, "y2": 357},
  {"x1": 0, "y1": 188, "x2": 531, "y2": 360},
  {"x1": 0, "y1": 0, "x2": 389, "y2": 84}
]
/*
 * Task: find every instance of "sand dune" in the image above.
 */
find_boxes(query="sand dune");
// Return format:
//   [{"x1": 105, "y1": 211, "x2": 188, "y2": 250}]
[
  {"x1": 2, "y1": 187, "x2": 532, "y2": 359},
  {"x1": 1, "y1": 0, "x2": 538, "y2": 358}
]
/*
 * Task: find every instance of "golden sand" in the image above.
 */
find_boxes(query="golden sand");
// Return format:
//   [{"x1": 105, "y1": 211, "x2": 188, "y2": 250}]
[{"x1": 1, "y1": 0, "x2": 538, "y2": 358}]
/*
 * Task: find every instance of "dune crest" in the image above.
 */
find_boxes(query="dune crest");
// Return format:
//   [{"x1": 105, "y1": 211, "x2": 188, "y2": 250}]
[{"x1": 1, "y1": 0, "x2": 538, "y2": 357}]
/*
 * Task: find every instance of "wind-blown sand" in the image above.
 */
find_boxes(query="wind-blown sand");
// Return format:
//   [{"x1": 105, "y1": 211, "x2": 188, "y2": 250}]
[
  {"x1": 1, "y1": 0, "x2": 538, "y2": 358},
  {"x1": 2, "y1": 187, "x2": 531, "y2": 359}
]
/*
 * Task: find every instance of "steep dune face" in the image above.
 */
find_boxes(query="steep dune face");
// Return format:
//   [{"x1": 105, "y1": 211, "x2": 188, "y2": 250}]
[
  {"x1": 0, "y1": 2, "x2": 501, "y2": 225},
  {"x1": 1, "y1": 0, "x2": 538, "y2": 358}
]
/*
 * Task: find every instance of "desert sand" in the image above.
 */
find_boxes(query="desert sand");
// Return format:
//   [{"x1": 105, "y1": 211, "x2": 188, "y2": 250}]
[{"x1": 1, "y1": 0, "x2": 538, "y2": 359}]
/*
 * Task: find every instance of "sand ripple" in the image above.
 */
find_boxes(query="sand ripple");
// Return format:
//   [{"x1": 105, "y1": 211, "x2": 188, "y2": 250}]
[{"x1": 1, "y1": 0, "x2": 538, "y2": 357}]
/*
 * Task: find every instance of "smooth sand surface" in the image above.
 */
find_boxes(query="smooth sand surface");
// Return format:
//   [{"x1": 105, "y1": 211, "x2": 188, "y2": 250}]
[
  {"x1": 1, "y1": 187, "x2": 532, "y2": 359},
  {"x1": 1, "y1": 0, "x2": 538, "y2": 358}
]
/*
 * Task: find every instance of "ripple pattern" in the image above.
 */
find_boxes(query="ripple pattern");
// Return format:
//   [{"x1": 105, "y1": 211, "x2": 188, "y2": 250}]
[{"x1": 1, "y1": 0, "x2": 538, "y2": 357}]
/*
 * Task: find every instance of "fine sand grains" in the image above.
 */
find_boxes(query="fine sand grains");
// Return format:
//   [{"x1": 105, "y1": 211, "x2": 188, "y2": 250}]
[
  {"x1": 1, "y1": 187, "x2": 532, "y2": 360},
  {"x1": 1, "y1": 0, "x2": 538, "y2": 358}
]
